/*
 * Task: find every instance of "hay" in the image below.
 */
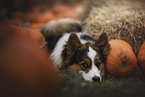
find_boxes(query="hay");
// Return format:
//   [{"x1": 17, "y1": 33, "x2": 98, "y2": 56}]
[{"x1": 81, "y1": 0, "x2": 145, "y2": 55}]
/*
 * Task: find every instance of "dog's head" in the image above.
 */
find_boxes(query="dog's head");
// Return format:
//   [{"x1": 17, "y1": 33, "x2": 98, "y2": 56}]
[{"x1": 62, "y1": 33, "x2": 110, "y2": 82}]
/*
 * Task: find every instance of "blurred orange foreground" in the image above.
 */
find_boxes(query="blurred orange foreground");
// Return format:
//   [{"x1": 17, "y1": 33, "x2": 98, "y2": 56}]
[{"x1": 0, "y1": 24, "x2": 57, "y2": 97}]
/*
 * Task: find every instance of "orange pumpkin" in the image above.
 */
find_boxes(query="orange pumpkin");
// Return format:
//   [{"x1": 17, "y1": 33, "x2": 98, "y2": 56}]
[
  {"x1": 138, "y1": 42, "x2": 145, "y2": 75},
  {"x1": 27, "y1": 11, "x2": 55, "y2": 23},
  {"x1": 28, "y1": 23, "x2": 44, "y2": 31},
  {"x1": 2, "y1": 18, "x2": 24, "y2": 26},
  {"x1": 52, "y1": 5, "x2": 71, "y2": 15},
  {"x1": 105, "y1": 39, "x2": 137, "y2": 77},
  {"x1": 0, "y1": 24, "x2": 57, "y2": 97},
  {"x1": 11, "y1": 11, "x2": 25, "y2": 18}
]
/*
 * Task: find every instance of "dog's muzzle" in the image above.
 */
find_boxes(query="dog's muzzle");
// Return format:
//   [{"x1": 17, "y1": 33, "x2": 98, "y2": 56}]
[{"x1": 92, "y1": 76, "x2": 101, "y2": 82}]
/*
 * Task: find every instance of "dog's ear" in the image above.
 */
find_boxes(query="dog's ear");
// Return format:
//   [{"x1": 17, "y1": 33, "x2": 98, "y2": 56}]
[
  {"x1": 93, "y1": 33, "x2": 110, "y2": 59},
  {"x1": 61, "y1": 33, "x2": 82, "y2": 68},
  {"x1": 67, "y1": 33, "x2": 82, "y2": 52}
]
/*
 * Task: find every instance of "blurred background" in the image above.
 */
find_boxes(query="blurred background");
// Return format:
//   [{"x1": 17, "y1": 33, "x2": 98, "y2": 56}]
[
  {"x1": 0, "y1": 0, "x2": 83, "y2": 31},
  {"x1": 0, "y1": 0, "x2": 145, "y2": 97}
]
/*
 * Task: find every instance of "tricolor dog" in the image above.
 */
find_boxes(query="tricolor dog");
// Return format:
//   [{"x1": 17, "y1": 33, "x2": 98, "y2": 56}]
[{"x1": 41, "y1": 18, "x2": 110, "y2": 82}]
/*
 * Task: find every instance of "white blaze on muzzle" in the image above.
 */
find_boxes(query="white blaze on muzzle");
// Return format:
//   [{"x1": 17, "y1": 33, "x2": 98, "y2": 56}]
[{"x1": 79, "y1": 47, "x2": 102, "y2": 82}]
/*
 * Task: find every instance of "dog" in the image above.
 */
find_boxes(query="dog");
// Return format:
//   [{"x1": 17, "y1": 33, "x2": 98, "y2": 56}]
[{"x1": 41, "y1": 18, "x2": 110, "y2": 82}]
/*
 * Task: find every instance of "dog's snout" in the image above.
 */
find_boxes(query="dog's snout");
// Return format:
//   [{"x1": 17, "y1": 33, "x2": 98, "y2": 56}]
[{"x1": 92, "y1": 76, "x2": 100, "y2": 82}]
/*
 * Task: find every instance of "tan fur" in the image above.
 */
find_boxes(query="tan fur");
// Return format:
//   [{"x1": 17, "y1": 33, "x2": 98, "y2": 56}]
[
  {"x1": 68, "y1": 58, "x2": 92, "y2": 73},
  {"x1": 94, "y1": 57, "x2": 101, "y2": 64},
  {"x1": 68, "y1": 53, "x2": 105, "y2": 73},
  {"x1": 79, "y1": 58, "x2": 92, "y2": 73},
  {"x1": 68, "y1": 64, "x2": 82, "y2": 71}
]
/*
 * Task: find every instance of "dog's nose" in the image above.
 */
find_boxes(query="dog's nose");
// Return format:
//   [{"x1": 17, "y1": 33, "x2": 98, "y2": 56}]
[{"x1": 92, "y1": 76, "x2": 100, "y2": 82}]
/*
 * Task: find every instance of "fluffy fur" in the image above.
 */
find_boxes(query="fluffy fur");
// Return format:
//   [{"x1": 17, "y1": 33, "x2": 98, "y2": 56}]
[{"x1": 41, "y1": 18, "x2": 110, "y2": 82}]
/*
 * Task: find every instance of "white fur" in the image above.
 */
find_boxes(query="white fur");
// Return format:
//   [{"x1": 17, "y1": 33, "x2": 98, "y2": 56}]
[
  {"x1": 50, "y1": 34, "x2": 70, "y2": 66},
  {"x1": 50, "y1": 32, "x2": 94, "y2": 67},
  {"x1": 79, "y1": 47, "x2": 101, "y2": 82}
]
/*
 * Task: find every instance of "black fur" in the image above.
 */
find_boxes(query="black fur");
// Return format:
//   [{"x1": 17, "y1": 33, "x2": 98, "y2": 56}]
[
  {"x1": 92, "y1": 48, "x2": 105, "y2": 62},
  {"x1": 80, "y1": 34, "x2": 96, "y2": 42},
  {"x1": 61, "y1": 44, "x2": 89, "y2": 68},
  {"x1": 61, "y1": 42, "x2": 105, "y2": 68},
  {"x1": 45, "y1": 34, "x2": 63, "y2": 51}
]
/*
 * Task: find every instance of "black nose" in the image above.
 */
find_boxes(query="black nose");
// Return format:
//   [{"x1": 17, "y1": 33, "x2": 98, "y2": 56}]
[{"x1": 92, "y1": 76, "x2": 100, "y2": 82}]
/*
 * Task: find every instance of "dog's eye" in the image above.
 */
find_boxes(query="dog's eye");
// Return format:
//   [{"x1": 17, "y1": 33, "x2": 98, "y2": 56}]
[
  {"x1": 95, "y1": 62, "x2": 101, "y2": 67},
  {"x1": 81, "y1": 63, "x2": 88, "y2": 69}
]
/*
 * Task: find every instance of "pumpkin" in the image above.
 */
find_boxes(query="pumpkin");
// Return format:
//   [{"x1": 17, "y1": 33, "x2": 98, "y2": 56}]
[
  {"x1": 52, "y1": 5, "x2": 71, "y2": 15},
  {"x1": 52, "y1": 5, "x2": 78, "y2": 19},
  {"x1": 0, "y1": 24, "x2": 57, "y2": 97},
  {"x1": 105, "y1": 39, "x2": 137, "y2": 77},
  {"x1": 27, "y1": 11, "x2": 55, "y2": 23},
  {"x1": 2, "y1": 18, "x2": 24, "y2": 26},
  {"x1": 57, "y1": 10, "x2": 78, "y2": 19},
  {"x1": 138, "y1": 42, "x2": 145, "y2": 75},
  {"x1": 28, "y1": 23, "x2": 44, "y2": 31},
  {"x1": 11, "y1": 11, "x2": 25, "y2": 18}
]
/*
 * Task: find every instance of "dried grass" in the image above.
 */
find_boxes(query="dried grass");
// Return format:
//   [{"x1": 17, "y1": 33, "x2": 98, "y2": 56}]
[{"x1": 81, "y1": 0, "x2": 145, "y2": 55}]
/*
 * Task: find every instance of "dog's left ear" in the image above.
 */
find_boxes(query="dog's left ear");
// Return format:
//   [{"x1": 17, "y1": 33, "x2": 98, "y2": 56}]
[
  {"x1": 67, "y1": 33, "x2": 82, "y2": 51},
  {"x1": 93, "y1": 33, "x2": 110, "y2": 59}
]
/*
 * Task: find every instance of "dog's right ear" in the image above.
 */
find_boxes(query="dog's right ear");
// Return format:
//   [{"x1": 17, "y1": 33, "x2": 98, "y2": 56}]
[
  {"x1": 92, "y1": 33, "x2": 110, "y2": 60},
  {"x1": 67, "y1": 33, "x2": 82, "y2": 52}
]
